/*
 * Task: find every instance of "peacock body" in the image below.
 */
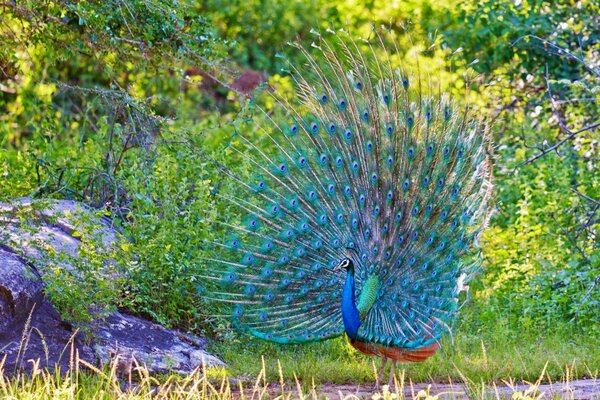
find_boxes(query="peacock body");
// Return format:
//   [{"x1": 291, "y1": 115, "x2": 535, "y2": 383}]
[{"x1": 204, "y1": 29, "x2": 493, "y2": 377}]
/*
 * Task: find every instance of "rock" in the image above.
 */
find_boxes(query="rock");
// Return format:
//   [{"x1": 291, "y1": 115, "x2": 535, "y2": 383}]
[
  {"x1": 0, "y1": 245, "x2": 96, "y2": 374},
  {"x1": 93, "y1": 312, "x2": 224, "y2": 375},
  {"x1": 0, "y1": 198, "x2": 224, "y2": 375},
  {"x1": 0, "y1": 198, "x2": 118, "y2": 277},
  {"x1": 0, "y1": 291, "x2": 96, "y2": 375},
  {"x1": 0, "y1": 248, "x2": 44, "y2": 333}
]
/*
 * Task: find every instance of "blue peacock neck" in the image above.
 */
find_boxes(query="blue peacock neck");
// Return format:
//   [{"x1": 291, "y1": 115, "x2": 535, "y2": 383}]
[{"x1": 341, "y1": 265, "x2": 361, "y2": 340}]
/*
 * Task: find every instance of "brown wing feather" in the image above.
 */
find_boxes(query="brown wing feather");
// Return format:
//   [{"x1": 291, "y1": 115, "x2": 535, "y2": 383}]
[{"x1": 349, "y1": 338, "x2": 438, "y2": 362}]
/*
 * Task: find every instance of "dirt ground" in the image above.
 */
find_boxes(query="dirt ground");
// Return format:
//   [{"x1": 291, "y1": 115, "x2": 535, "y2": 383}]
[
  {"x1": 239, "y1": 378, "x2": 600, "y2": 399},
  {"x1": 314, "y1": 379, "x2": 600, "y2": 399}
]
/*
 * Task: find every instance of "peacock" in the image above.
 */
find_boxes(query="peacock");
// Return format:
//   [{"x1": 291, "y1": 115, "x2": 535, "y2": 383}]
[{"x1": 202, "y1": 28, "x2": 493, "y2": 385}]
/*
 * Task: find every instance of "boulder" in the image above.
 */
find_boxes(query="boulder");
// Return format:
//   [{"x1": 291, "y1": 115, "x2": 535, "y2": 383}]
[
  {"x1": 0, "y1": 198, "x2": 224, "y2": 375},
  {"x1": 93, "y1": 312, "x2": 224, "y2": 375},
  {"x1": 0, "y1": 198, "x2": 118, "y2": 276},
  {"x1": 0, "y1": 248, "x2": 44, "y2": 333}
]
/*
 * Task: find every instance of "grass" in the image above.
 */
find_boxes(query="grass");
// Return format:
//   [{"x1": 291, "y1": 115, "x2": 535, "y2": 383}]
[
  {"x1": 209, "y1": 314, "x2": 600, "y2": 385},
  {"x1": 1, "y1": 354, "x2": 597, "y2": 400},
  {"x1": 2, "y1": 306, "x2": 598, "y2": 399}
]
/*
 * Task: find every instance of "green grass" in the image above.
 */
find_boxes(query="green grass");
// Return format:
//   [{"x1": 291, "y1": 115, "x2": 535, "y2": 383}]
[
  {"x1": 208, "y1": 314, "x2": 600, "y2": 385},
  {"x1": 2, "y1": 307, "x2": 598, "y2": 399},
  {"x1": 1, "y1": 355, "x2": 596, "y2": 400}
]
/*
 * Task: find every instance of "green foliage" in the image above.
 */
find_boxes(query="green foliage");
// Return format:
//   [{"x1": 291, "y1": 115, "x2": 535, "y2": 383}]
[
  {"x1": 1, "y1": 0, "x2": 224, "y2": 76},
  {"x1": 117, "y1": 129, "x2": 219, "y2": 327},
  {"x1": 201, "y1": 0, "x2": 464, "y2": 73},
  {"x1": 0, "y1": 0, "x2": 228, "y2": 327},
  {"x1": 41, "y1": 225, "x2": 129, "y2": 329},
  {"x1": 201, "y1": 0, "x2": 336, "y2": 72},
  {"x1": 479, "y1": 137, "x2": 599, "y2": 331},
  {"x1": 447, "y1": 0, "x2": 598, "y2": 76},
  {"x1": 0, "y1": 0, "x2": 226, "y2": 146},
  {"x1": 1, "y1": 201, "x2": 130, "y2": 329},
  {"x1": 0, "y1": 0, "x2": 598, "y2": 374},
  {"x1": 440, "y1": 0, "x2": 599, "y2": 332}
]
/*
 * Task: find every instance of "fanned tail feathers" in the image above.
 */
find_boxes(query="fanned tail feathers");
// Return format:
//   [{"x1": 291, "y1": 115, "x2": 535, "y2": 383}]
[{"x1": 201, "y1": 28, "x2": 493, "y2": 348}]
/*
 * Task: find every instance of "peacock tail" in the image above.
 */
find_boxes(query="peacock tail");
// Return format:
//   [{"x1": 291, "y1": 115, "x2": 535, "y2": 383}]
[{"x1": 202, "y1": 28, "x2": 493, "y2": 351}]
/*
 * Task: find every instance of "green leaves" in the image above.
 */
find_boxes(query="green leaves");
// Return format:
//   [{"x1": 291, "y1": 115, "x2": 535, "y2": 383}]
[{"x1": 1, "y1": 0, "x2": 597, "y2": 336}]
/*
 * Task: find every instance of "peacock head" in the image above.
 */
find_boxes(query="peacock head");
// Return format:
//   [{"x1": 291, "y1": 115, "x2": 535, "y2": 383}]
[{"x1": 334, "y1": 257, "x2": 354, "y2": 273}]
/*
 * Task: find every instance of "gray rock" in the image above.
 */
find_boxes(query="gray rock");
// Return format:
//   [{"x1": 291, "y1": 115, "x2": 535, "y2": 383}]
[
  {"x1": 0, "y1": 198, "x2": 224, "y2": 374},
  {"x1": 0, "y1": 294, "x2": 96, "y2": 374},
  {"x1": 93, "y1": 312, "x2": 224, "y2": 375},
  {"x1": 0, "y1": 249, "x2": 44, "y2": 334},
  {"x1": 0, "y1": 198, "x2": 118, "y2": 276}
]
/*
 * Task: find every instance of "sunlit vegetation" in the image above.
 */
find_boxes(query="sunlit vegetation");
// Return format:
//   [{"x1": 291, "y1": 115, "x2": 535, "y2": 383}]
[{"x1": 1, "y1": 0, "x2": 598, "y2": 392}]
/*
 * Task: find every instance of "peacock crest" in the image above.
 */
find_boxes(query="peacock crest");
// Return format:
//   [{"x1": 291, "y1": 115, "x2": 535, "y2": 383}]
[{"x1": 202, "y1": 28, "x2": 493, "y2": 355}]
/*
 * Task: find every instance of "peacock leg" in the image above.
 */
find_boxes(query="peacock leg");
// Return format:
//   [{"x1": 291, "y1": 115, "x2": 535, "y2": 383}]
[
  {"x1": 377, "y1": 356, "x2": 388, "y2": 388},
  {"x1": 388, "y1": 360, "x2": 397, "y2": 388}
]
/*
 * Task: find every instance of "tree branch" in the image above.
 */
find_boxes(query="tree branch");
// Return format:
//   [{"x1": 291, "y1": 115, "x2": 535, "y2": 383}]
[
  {"x1": 570, "y1": 188, "x2": 600, "y2": 206},
  {"x1": 549, "y1": 214, "x2": 590, "y2": 264},
  {"x1": 519, "y1": 120, "x2": 600, "y2": 167},
  {"x1": 512, "y1": 34, "x2": 599, "y2": 77}
]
